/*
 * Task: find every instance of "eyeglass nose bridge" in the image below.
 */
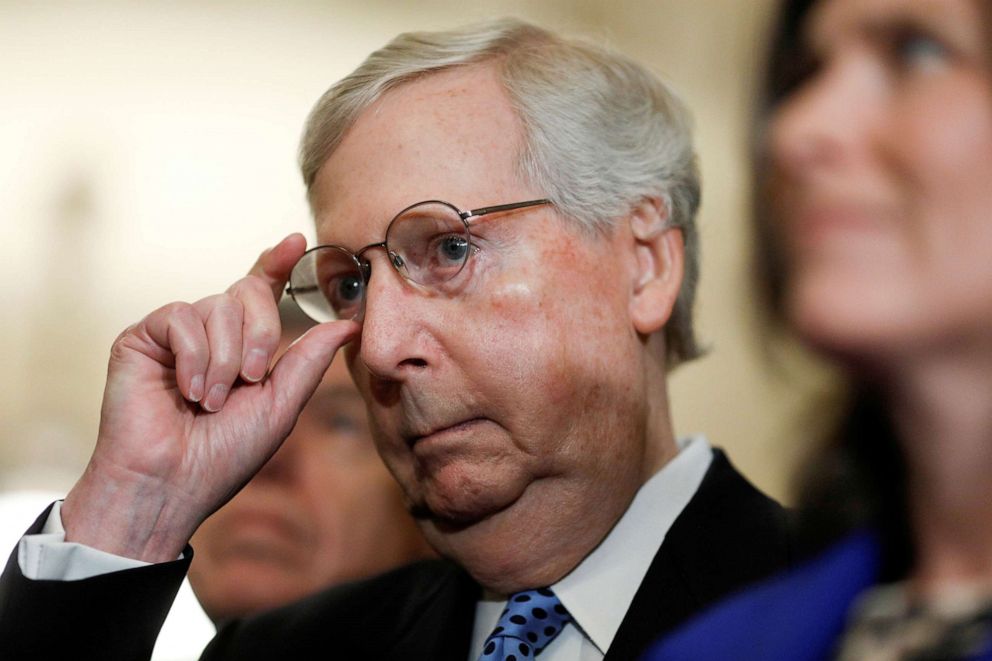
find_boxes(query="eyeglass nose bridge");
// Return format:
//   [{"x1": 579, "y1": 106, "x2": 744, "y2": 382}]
[{"x1": 354, "y1": 242, "x2": 407, "y2": 281}]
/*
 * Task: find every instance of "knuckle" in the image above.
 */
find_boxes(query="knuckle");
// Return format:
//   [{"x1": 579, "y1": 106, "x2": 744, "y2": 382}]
[
  {"x1": 161, "y1": 301, "x2": 205, "y2": 330},
  {"x1": 108, "y1": 323, "x2": 140, "y2": 361},
  {"x1": 208, "y1": 349, "x2": 241, "y2": 376},
  {"x1": 199, "y1": 293, "x2": 242, "y2": 325},
  {"x1": 228, "y1": 275, "x2": 267, "y2": 298},
  {"x1": 193, "y1": 293, "x2": 231, "y2": 317},
  {"x1": 248, "y1": 317, "x2": 281, "y2": 347},
  {"x1": 161, "y1": 300, "x2": 194, "y2": 319},
  {"x1": 215, "y1": 292, "x2": 240, "y2": 315},
  {"x1": 179, "y1": 339, "x2": 209, "y2": 365}
]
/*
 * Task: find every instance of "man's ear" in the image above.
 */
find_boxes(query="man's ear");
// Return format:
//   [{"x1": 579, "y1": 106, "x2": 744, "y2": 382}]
[{"x1": 628, "y1": 197, "x2": 685, "y2": 335}]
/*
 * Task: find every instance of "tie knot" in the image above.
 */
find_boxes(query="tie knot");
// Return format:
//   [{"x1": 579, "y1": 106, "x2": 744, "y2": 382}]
[{"x1": 480, "y1": 588, "x2": 572, "y2": 660}]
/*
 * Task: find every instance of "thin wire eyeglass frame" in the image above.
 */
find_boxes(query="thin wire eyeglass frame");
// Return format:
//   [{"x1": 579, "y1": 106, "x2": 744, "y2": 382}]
[{"x1": 285, "y1": 198, "x2": 552, "y2": 322}]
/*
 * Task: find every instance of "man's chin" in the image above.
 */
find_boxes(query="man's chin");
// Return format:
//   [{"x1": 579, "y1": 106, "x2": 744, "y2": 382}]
[
  {"x1": 411, "y1": 494, "x2": 510, "y2": 529},
  {"x1": 410, "y1": 477, "x2": 524, "y2": 529},
  {"x1": 415, "y1": 499, "x2": 558, "y2": 594}
]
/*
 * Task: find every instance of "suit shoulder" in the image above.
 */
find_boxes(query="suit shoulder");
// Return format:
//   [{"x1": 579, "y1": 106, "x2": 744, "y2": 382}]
[
  {"x1": 605, "y1": 448, "x2": 798, "y2": 658},
  {"x1": 204, "y1": 559, "x2": 476, "y2": 660},
  {"x1": 671, "y1": 448, "x2": 795, "y2": 563}
]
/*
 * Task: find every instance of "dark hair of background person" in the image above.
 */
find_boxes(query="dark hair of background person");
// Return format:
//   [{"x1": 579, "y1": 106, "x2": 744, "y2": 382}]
[{"x1": 751, "y1": 0, "x2": 912, "y2": 579}]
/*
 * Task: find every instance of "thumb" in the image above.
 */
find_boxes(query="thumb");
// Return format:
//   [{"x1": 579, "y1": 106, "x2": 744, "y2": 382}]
[
  {"x1": 267, "y1": 320, "x2": 360, "y2": 419},
  {"x1": 249, "y1": 233, "x2": 308, "y2": 301}
]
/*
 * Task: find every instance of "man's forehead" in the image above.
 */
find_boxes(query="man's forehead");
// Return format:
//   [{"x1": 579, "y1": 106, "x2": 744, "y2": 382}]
[{"x1": 309, "y1": 64, "x2": 534, "y2": 244}]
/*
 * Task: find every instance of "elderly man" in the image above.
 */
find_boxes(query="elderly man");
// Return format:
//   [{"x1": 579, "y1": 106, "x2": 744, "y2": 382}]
[{"x1": 1, "y1": 18, "x2": 791, "y2": 660}]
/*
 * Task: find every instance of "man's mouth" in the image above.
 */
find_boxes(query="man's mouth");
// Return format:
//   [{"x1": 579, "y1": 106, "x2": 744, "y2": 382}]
[{"x1": 407, "y1": 417, "x2": 488, "y2": 447}]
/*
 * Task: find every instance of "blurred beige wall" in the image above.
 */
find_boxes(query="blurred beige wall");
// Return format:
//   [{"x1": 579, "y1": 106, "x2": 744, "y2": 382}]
[{"x1": 0, "y1": 0, "x2": 828, "y2": 503}]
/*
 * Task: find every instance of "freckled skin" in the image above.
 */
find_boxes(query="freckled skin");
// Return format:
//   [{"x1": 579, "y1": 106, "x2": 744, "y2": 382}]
[{"x1": 310, "y1": 64, "x2": 669, "y2": 592}]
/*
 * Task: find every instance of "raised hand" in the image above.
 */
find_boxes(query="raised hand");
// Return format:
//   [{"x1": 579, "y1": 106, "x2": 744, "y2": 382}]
[{"x1": 61, "y1": 234, "x2": 358, "y2": 562}]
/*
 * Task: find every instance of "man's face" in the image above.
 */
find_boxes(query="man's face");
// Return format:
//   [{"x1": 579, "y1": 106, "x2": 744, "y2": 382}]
[
  {"x1": 189, "y1": 354, "x2": 428, "y2": 623},
  {"x1": 311, "y1": 64, "x2": 656, "y2": 589}
]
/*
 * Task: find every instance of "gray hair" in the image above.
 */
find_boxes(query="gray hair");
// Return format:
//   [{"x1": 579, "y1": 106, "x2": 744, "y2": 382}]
[{"x1": 299, "y1": 18, "x2": 702, "y2": 366}]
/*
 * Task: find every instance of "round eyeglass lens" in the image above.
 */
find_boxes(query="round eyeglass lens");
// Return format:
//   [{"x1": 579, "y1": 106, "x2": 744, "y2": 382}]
[
  {"x1": 385, "y1": 201, "x2": 471, "y2": 287},
  {"x1": 288, "y1": 246, "x2": 365, "y2": 322}
]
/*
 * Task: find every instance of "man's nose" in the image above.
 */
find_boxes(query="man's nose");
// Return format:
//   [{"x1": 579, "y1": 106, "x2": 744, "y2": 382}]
[
  {"x1": 769, "y1": 55, "x2": 882, "y2": 176},
  {"x1": 357, "y1": 253, "x2": 432, "y2": 382}
]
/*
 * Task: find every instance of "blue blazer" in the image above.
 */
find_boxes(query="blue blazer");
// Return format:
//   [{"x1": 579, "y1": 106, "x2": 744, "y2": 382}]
[{"x1": 645, "y1": 531, "x2": 992, "y2": 661}]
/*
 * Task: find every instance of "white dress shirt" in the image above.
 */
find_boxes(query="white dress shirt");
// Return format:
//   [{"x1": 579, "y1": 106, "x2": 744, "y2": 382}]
[
  {"x1": 468, "y1": 435, "x2": 712, "y2": 660},
  {"x1": 18, "y1": 435, "x2": 713, "y2": 660}
]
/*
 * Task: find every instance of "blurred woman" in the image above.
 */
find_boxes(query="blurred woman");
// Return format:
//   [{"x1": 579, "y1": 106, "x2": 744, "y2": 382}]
[{"x1": 648, "y1": 0, "x2": 992, "y2": 658}]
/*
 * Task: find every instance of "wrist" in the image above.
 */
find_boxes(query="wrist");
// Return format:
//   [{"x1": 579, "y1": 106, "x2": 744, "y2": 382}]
[{"x1": 62, "y1": 463, "x2": 199, "y2": 563}]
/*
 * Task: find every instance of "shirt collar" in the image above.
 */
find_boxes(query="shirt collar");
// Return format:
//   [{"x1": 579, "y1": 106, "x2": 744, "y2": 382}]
[{"x1": 551, "y1": 434, "x2": 713, "y2": 654}]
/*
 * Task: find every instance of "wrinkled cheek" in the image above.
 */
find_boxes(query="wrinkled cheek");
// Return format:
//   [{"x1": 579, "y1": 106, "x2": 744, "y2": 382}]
[
  {"x1": 479, "y1": 278, "x2": 579, "y2": 406},
  {"x1": 361, "y1": 417, "x2": 415, "y2": 497},
  {"x1": 380, "y1": 453, "x2": 425, "y2": 509},
  {"x1": 486, "y1": 277, "x2": 542, "y2": 321}
]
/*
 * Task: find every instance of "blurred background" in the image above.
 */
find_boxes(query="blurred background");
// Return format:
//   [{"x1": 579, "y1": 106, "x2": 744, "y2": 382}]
[{"x1": 0, "y1": 0, "x2": 832, "y2": 617}]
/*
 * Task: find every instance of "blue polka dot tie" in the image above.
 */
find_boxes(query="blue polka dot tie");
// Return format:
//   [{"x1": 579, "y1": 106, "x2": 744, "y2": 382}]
[{"x1": 479, "y1": 588, "x2": 572, "y2": 660}]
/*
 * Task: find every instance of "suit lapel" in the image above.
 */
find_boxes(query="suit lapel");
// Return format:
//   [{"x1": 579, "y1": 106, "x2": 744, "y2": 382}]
[{"x1": 605, "y1": 450, "x2": 794, "y2": 660}]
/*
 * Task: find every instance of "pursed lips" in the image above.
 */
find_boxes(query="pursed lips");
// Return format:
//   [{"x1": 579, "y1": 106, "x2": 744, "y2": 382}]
[{"x1": 405, "y1": 417, "x2": 488, "y2": 447}]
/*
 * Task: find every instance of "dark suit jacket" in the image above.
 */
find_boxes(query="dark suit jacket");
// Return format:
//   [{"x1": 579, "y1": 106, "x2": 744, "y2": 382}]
[{"x1": 0, "y1": 449, "x2": 793, "y2": 660}]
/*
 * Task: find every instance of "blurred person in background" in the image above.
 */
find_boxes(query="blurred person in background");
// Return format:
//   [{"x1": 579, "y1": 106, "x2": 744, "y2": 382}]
[
  {"x1": 649, "y1": 0, "x2": 992, "y2": 659},
  {"x1": 187, "y1": 302, "x2": 431, "y2": 624}
]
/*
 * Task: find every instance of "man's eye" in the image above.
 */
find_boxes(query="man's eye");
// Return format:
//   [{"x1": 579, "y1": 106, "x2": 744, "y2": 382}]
[
  {"x1": 327, "y1": 413, "x2": 362, "y2": 434},
  {"x1": 436, "y1": 234, "x2": 469, "y2": 263},
  {"x1": 335, "y1": 275, "x2": 364, "y2": 302},
  {"x1": 318, "y1": 273, "x2": 364, "y2": 318}
]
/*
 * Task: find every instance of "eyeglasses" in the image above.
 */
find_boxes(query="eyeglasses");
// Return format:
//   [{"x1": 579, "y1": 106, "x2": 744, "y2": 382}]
[{"x1": 286, "y1": 198, "x2": 551, "y2": 322}]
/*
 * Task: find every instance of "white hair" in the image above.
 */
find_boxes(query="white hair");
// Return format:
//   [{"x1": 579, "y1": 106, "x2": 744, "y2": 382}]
[{"x1": 299, "y1": 18, "x2": 702, "y2": 365}]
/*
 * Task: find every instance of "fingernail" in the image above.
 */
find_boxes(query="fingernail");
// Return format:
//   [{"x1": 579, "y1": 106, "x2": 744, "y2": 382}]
[
  {"x1": 203, "y1": 384, "x2": 228, "y2": 412},
  {"x1": 189, "y1": 374, "x2": 205, "y2": 402},
  {"x1": 243, "y1": 349, "x2": 268, "y2": 383}
]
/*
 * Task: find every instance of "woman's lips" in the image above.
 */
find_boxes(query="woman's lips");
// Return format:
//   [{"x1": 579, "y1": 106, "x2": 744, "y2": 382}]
[{"x1": 784, "y1": 200, "x2": 896, "y2": 251}]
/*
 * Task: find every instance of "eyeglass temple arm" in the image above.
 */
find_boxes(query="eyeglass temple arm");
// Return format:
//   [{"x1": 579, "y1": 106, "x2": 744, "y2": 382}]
[{"x1": 461, "y1": 198, "x2": 552, "y2": 220}]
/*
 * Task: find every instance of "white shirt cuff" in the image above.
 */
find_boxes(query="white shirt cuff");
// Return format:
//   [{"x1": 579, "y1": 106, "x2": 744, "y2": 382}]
[{"x1": 18, "y1": 500, "x2": 151, "y2": 581}]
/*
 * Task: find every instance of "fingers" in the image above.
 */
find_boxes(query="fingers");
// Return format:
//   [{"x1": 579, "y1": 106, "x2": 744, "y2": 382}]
[
  {"x1": 147, "y1": 288, "x2": 274, "y2": 412},
  {"x1": 135, "y1": 235, "x2": 311, "y2": 411},
  {"x1": 268, "y1": 321, "x2": 360, "y2": 420},
  {"x1": 227, "y1": 275, "x2": 282, "y2": 384},
  {"x1": 248, "y1": 233, "x2": 308, "y2": 301},
  {"x1": 142, "y1": 302, "x2": 210, "y2": 402},
  {"x1": 193, "y1": 295, "x2": 245, "y2": 412},
  {"x1": 230, "y1": 232, "x2": 308, "y2": 385}
]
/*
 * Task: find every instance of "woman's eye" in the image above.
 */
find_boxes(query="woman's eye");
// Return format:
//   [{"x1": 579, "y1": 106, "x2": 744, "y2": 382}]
[{"x1": 889, "y1": 28, "x2": 951, "y2": 72}]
